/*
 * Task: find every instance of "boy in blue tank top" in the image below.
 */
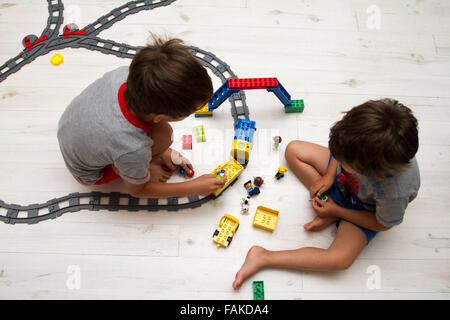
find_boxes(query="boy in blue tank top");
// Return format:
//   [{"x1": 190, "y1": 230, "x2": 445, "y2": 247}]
[{"x1": 233, "y1": 99, "x2": 420, "y2": 290}]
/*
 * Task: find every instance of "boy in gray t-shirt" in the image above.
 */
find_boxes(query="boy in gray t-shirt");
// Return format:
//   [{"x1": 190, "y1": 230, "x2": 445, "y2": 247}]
[
  {"x1": 232, "y1": 99, "x2": 420, "y2": 290},
  {"x1": 58, "y1": 37, "x2": 226, "y2": 198}
]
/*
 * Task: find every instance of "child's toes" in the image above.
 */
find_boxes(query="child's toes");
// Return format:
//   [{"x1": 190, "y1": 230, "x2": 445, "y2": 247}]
[
  {"x1": 303, "y1": 221, "x2": 313, "y2": 230},
  {"x1": 232, "y1": 272, "x2": 243, "y2": 290}
]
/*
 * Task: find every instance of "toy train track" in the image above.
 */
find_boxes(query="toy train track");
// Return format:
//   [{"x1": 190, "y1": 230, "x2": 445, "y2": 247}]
[
  {"x1": 0, "y1": 193, "x2": 213, "y2": 225},
  {"x1": 0, "y1": 0, "x2": 250, "y2": 224}
]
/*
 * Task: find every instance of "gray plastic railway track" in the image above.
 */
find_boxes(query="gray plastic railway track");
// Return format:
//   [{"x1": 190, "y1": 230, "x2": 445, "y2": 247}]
[{"x1": 0, "y1": 0, "x2": 250, "y2": 224}]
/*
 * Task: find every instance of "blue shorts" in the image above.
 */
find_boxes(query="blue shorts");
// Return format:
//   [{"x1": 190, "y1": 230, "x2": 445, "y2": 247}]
[{"x1": 326, "y1": 154, "x2": 378, "y2": 244}]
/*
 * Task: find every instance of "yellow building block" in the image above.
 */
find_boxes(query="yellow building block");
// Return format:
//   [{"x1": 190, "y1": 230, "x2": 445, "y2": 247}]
[
  {"x1": 252, "y1": 206, "x2": 279, "y2": 232},
  {"x1": 194, "y1": 103, "x2": 213, "y2": 117},
  {"x1": 231, "y1": 139, "x2": 251, "y2": 162},
  {"x1": 213, "y1": 214, "x2": 240, "y2": 247},
  {"x1": 211, "y1": 156, "x2": 244, "y2": 197}
]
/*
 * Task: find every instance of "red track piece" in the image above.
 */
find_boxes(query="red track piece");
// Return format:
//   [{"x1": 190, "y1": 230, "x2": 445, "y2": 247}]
[
  {"x1": 64, "y1": 25, "x2": 86, "y2": 38},
  {"x1": 24, "y1": 35, "x2": 48, "y2": 50},
  {"x1": 228, "y1": 77, "x2": 278, "y2": 90}
]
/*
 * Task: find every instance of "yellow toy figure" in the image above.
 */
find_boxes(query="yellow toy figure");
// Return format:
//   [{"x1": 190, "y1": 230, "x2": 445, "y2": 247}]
[{"x1": 275, "y1": 166, "x2": 287, "y2": 180}]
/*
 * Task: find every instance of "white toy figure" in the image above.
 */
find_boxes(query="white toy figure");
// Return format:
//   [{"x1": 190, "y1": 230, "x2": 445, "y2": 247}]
[
  {"x1": 240, "y1": 196, "x2": 250, "y2": 214},
  {"x1": 272, "y1": 136, "x2": 282, "y2": 150}
]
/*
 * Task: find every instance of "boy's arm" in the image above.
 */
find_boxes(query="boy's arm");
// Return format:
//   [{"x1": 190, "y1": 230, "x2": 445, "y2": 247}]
[
  {"x1": 334, "y1": 197, "x2": 409, "y2": 231},
  {"x1": 334, "y1": 205, "x2": 391, "y2": 231},
  {"x1": 123, "y1": 174, "x2": 226, "y2": 198},
  {"x1": 125, "y1": 179, "x2": 193, "y2": 198},
  {"x1": 326, "y1": 156, "x2": 339, "y2": 179},
  {"x1": 310, "y1": 156, "x2": 338, "y2": 198},
  {"x1": 312, "y1": 198, "x2": 390, "y2": 231}
]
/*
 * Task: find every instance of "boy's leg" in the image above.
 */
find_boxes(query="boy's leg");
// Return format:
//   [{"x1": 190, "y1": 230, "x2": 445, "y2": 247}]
[
  {"x1": 285, "y1": 140, "x2": 338, "y2": 231},
  {"x1": 285, "y1": 140, "x2": 330, "y2": 188},
  {"x1": 232, "y1": 220, "x2": 367, "y2": 290}
]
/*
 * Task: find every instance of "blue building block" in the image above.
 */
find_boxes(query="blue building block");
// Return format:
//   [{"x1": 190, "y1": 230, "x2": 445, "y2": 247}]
[
  {"x1": 208, "y1": 80, "x2": 240, "y2": 111},
  {"x1": 267, "y1": 81, "x2": 292, "y2": 107},
  {"x1": 234, "y1": 118, "x2": 256, "y2": 143}
]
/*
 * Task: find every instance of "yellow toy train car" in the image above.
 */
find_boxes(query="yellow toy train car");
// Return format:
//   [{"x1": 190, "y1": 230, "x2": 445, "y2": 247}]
[
  {"x1": 213, "y1": 214, "x2": 240, "y2": 247},
  {"x1": 211, "y1": 156, "x2": 244, "y2": 197}
]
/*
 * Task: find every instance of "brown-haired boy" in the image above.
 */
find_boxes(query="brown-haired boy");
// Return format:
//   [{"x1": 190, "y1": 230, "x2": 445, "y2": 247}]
[
  {"x1": 58, "y1": 37, "x2": 226, "y2": 197},
  {"x1": 233, "y1": 99, "x2": 420, "y2": 289}
]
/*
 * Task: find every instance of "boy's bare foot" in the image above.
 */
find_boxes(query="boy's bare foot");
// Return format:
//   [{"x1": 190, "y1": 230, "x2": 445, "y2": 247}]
[
  {"x1": 149, "y1": 163, "x2": 172, "y2": 182},
  {"x1": 233, "y1": 245, "x2": 269, "y2": 290},
  {"x1": 304, "y1": 215, "x2": 338, "y2": 232}
]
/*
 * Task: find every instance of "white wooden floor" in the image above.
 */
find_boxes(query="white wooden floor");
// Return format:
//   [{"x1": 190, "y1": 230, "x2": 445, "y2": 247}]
[{"x1": 0, "y1": 0, "x2": 449, "y2": 300}]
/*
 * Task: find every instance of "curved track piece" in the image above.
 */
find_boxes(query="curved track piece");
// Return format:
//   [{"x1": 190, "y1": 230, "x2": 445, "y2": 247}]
[
  {"x1": 0, "y1": 193, "x2": 214, "y2": 225},
  {"x1": 0, "y1": 0, "x2": 251, "y2": 224}
]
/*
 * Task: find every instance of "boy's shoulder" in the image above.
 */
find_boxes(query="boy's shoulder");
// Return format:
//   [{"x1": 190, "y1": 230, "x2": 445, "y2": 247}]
[
  {"x1": 372, "y1": 157, "x2": 420, "y2": 201},
  {"x1": 102, "y1": 66, "x2": 129, "y2": 83}
]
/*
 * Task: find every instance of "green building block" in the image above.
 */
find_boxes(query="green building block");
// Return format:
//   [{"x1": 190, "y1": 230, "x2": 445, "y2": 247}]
[
  {"x1": 316, "y1": 193, "x2": 328, "y2": 201},
  {"x1": 253, "y1": 281, "x2": 264, "y2": 300},
  {"x1": 194, "y1": 125, "x2": 206, "y2": 142},
  {"x1": 285, "y1": 99, "x2": 304, "y2": 113}
]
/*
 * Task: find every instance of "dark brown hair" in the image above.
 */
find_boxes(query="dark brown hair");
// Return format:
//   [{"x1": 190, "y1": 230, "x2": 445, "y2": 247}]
[
  {"x1": 124, "y1": 36, "x2": 213, "y2": 118},
  {"x1": 329, "y1": 99, "x2": 419, "y2": 177}
]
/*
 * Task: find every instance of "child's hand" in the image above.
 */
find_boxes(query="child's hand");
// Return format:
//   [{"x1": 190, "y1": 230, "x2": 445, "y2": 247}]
[
  {"x1": 311, "y1": 196, "x2": 339, "y2": 218},
  {"x1": 309, "y1": 175, "x2": 334, "y2": 200},
  {"x1": 190, "y1": 174, "x2": 227, "y2": 196},
  {"x1": 161, "y1": 148, "x2": 193, "y2": 174}
]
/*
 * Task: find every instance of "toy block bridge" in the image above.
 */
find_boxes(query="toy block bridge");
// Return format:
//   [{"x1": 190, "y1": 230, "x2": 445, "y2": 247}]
[{"x1": 208, "y1": 77, "x2": 304, "y2": 113}]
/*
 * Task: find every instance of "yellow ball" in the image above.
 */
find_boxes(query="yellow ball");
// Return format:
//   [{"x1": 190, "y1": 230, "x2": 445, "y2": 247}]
[{"x1": 50, "y1": 53, "x2": 64, "y2": 66}]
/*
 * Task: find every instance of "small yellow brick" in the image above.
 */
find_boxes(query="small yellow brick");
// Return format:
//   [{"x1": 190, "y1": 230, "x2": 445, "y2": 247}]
[{"x1": 252, "y1": 206, "x2": 279, "y2": 232}]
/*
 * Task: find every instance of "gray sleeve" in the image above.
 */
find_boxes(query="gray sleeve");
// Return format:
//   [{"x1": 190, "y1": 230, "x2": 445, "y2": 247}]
[
  {"x1": 114, "y1": 147, "x2": 151, "y2": 185},
  {"x1": 375, "y1": 197, "x2": 408, "y2": 227}
]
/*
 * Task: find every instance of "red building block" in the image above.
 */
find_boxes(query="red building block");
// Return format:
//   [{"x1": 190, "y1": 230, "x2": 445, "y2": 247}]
[
  {"x1": 228, "y1": 78, "x2": 278, "y2": 90},
  {"x1": 182, "y1": 135, "x2": 192, "y2": 150}
]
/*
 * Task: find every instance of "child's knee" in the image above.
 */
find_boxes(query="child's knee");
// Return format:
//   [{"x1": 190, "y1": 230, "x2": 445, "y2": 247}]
[
  {"x1": 285, "y1": 140, "x2": 303, "y2": 161},
  {"x1": 327, "y1": 252, "x2": 356, "y2": 271}
]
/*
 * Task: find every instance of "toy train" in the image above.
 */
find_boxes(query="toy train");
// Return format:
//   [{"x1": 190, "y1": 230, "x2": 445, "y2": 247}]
[
  {"x1": 210, "y1": 118, "x2": 256, "y2": 197},
  {"x1": 231, "y1": 118, "x2": 256, "y2": 165}
]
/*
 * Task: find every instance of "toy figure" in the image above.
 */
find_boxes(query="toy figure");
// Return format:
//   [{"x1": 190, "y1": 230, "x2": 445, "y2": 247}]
[
  {"x1": 216, "y1": 169, "x2": 226, "y2": 179},
  {"x1": 272, "y1": 136, "x2": 282, "y2": 150},
  {"x1": 178, "y1": 167, "x2": 195, "y2": 178},
  {"x1": 244, "y1": 180, "x2": 260, "y2": 196},
  {"x1": 275, "y1": 166, "x2": 287, "y2": 180},
  {"x1": 240, "y1": 196, "x2": 250, "y2": 214},
  {"x1": 253, "y1": 176, "x2": 264, "y2": 187}
]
